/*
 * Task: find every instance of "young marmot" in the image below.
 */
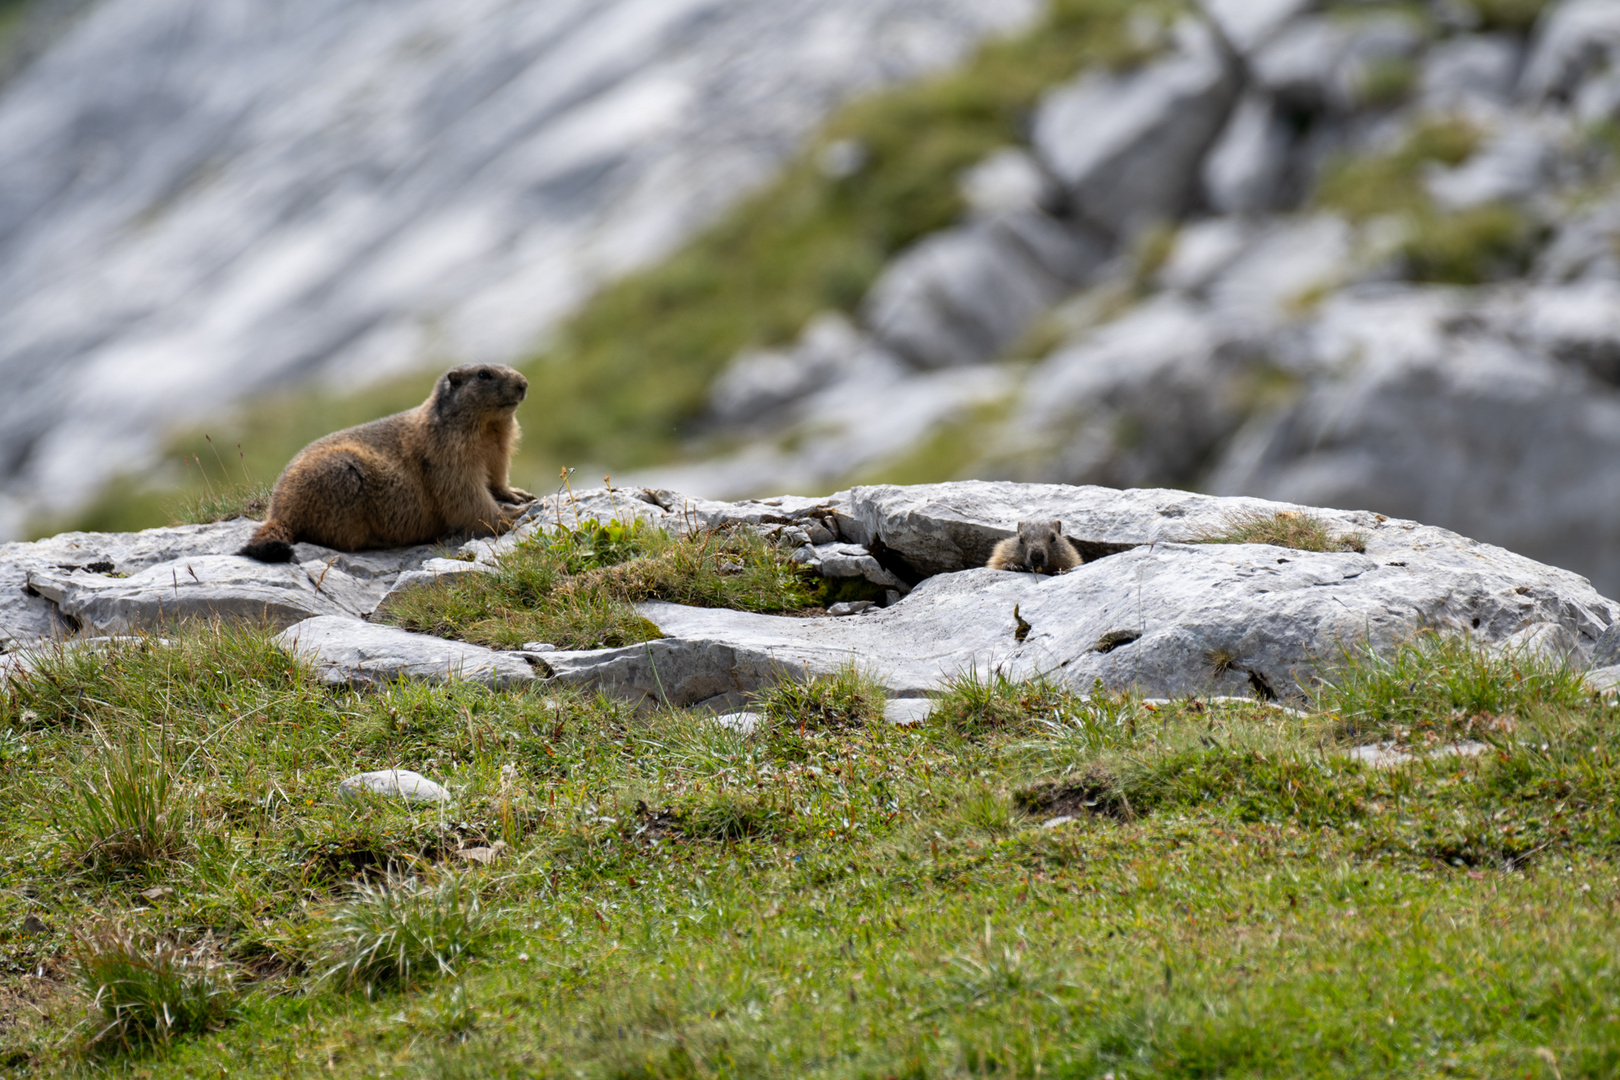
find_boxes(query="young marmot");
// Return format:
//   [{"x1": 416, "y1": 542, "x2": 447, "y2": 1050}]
[
  {"x1": 987, "y1": 520, "x2": 1081, "y2": 575},
  {"x1": 238, "y1": 364, "x2": 535, "y2": 562}
]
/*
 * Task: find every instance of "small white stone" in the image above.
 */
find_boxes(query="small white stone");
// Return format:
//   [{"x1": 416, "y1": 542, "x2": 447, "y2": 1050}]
[
  {"x1": 884, "y1": 698, "x2": 934, "y2": 727},
  {"x1": 828, "y1": 601, "x2": 875, "y2": 617},
  {"x1": 712, "y1": 711, "x2": 761, "y2": 735},
  {"x1": 338, "y1": 769, "x2": 451, "y2": 805}
]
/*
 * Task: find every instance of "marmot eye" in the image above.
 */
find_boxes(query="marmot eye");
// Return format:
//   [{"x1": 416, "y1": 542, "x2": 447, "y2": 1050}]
[{"x1": 477, "y1": 370, "x2": 491, "y2": 380}]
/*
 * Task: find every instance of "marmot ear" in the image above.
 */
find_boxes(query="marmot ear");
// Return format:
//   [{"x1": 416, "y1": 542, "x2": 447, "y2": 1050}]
[
  {"x1": 1052, "y1": 521, "x2": 1063, "y2": 534},
  {"x1": 447, "y1": 371, "x2": 465, "y2": 388}
]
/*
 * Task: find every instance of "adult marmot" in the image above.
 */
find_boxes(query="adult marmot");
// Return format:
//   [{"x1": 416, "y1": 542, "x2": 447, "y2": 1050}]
[
  {"x1": 238, "y1": 364, "x2": 535, "y2": 562},
  {"x1": 987, "y1": 521, "x2": 1081, "y2": 575}
]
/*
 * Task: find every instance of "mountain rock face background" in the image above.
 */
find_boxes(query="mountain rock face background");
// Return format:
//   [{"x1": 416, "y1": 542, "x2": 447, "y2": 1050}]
[
  {"x1": 0, "y1": 0, "x2": 1035, "y2": 537},
  {"x1": 646, "y1": 0, "x2": 1620, "y2": 597},
  {"x1": 7, "y1": 0, "x2": 1620, "y2": 595}
]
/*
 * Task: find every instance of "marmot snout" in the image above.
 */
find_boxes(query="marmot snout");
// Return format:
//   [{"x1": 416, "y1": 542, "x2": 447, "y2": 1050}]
[
  {"x1": 987, "y1": 520, "x2": 1081, "y2": 575},
  {"x1": 238, "y1": 363, "x2": 535, "y2": 561}
]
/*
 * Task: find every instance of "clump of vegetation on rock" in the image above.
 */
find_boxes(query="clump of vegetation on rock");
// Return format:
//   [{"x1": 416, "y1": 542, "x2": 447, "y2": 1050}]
[
  {"x1": 1316, "y1": 116, "x2": 1543, "y2": 285},
  {"x1": 382, "y1": 520, "x2": 822, "y2": 650},
  {"x1": 1199, "y1": 509, "x2": 1368, "y2": 553},
  {"x1": 168, "y1": 481, "x2": 273, "y2": 526}
]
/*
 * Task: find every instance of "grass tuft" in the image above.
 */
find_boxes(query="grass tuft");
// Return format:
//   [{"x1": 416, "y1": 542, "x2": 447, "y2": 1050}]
[
  {"x1": 168, "y1": 481, "x2": 273, "y2": 526},
  {"x1": 318, "y1": 872, "x2": 499, "y2": 995},
  {"x1": 753, "y1": 663, "x2": 886, "y2": 732},
  {"x1": 51, "y1": 730, "x2": 185, "y2": 870},
  {"x1": 1199, "y1": 509, "x2": 1367, "y2": 553},
  {"x1": 1312, "y1": 631, "x2": 1594, "y2": 743},
  {"x1": 73, "y1": 925, "x2": 236, "y2": 1051}
]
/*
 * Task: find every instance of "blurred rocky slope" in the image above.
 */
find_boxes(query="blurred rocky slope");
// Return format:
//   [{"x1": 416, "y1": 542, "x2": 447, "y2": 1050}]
[
  {"x1": 644, "y1": 0, "x2": 1620, "y2": 597},
  {"x1": 0, "y1": 0, "x2": 1035, "y2": 537}
]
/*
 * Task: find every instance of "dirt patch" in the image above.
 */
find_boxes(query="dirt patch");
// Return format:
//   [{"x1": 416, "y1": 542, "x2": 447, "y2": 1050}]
[
  {"x1": 1015, "y1": 766, "x2": 1134, "y2": 822},
  {"x1": 299, "y1": 821, "x2": 506, "y2": 883}
]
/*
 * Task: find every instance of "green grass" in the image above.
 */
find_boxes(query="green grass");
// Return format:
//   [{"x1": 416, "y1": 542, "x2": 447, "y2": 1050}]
[
  {"x1": 1315, "y1": 116, "x2": 1545, "y2": 285},
  {"x1": 49, "y1": 730, "x2": 185, "y2": 871},
  {"x1": 317, "y1": 872, "x2": 500, "y2": 995},
  {"x1": 1468, "y1": 0, "x2": 1555, "y2": 31},
  {"x1": 50, "y1": 0, "x2": 1187, "y2": 538},
  {"x1": 71, "y1": 925, "x2": 237, "y2": 1052},
  {"x1": 5, "y1": 619, "x2": 1620, "y2": 1074},
  {"x1": 1198, "y1": 508, "x2": 1369, "y2": 553},
  {"x1": 381, "y1": 521, "x2": 823, "y2": 650}
]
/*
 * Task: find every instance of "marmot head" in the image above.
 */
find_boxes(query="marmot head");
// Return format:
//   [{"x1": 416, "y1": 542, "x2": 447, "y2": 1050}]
[
  {"x1": 1007, "y1": 520, "x2": 1067, "y2": 573},
  {"x1": 434, "y1": 364, "x2": 528, "y2": 418}
]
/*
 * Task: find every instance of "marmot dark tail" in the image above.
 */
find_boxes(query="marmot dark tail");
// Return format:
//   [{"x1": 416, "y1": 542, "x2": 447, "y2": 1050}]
[{"x1": 238, "y1": 520, "x2": 296, "y2": 563}]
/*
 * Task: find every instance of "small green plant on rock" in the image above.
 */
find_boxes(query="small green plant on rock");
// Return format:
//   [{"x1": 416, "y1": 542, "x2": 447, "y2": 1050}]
[
  {"x1": 383, "y1": 522, "x2": 820, "y2": 650},
  {"x1": 1199, "y1": 509, "x2": 1367, "y2": 553},
  {"x1": 169, "y1": 481, "x2": 273, "y2": 526}
]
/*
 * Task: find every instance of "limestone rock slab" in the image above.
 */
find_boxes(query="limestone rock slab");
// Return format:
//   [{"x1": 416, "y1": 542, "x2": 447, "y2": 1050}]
[
  {"x1": 1033, "y1": 19, "x2": 1238, "y2": 236},
  {"x1": 862, "y1": 209, "x2": 1106, "y2": 369},
  {"x1": 275, "y1": 616, "x2": 536, "y2": 688},
  {"x1": 535, "y1": 533, "x2": 1615, "y2": 705},
  {"x1": 0, "y1": 519, "x2": 442, "y2": 648},
  {"x1": 835, "y1": 480, "x2": 1380, "y2": 577},
  {"x1": 26, "y1": 555, "x2": 374, "y2": 634}
]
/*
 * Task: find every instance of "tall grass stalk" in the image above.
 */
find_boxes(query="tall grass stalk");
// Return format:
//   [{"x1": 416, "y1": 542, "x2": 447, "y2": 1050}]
[{"x1": 53, "y1": 729, "x2": 185, "y2": 869}]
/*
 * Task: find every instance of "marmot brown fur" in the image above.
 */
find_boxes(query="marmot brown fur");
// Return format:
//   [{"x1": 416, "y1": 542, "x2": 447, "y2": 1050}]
[
  {"x1": 987, "y1": 521, "x2": 1081, "y2": 575},
  {"x1": 238, "y1": 364, "x2": 535, "y2": 562}
]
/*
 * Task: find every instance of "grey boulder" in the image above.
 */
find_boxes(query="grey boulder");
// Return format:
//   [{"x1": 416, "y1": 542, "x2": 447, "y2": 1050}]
[
  {"x1": 275, "y1": 615, "x2": 536, "y2": 688},
  {"x1": 1209, "y1": 286, "x2": 1620, "y2": 597},
  {"x1": 1201, "y1": 0, "x2": 1316, "y2": 57},
  {"x1": 1033, "y1": 19, "x2": 1238, "y2": 237},
  {"x1": 1201, "y1": 93, "x2": 1296, "y2": 215},
  {"x1": 1521, "y1": 0, "x2": 1620, "y2": 103},
  {"x1": 0, "y1": 518, "x2": 445, "y2": 649},
  {"x1": 536, "y1": 520, "x2": 1615, "y2": 704},
  {"x1": 1249, "y1": 13, "x2": 1425, "y2": 113},
  {"x1": 862, "y1": 209, "x2": 1106, "y2": 369}
]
